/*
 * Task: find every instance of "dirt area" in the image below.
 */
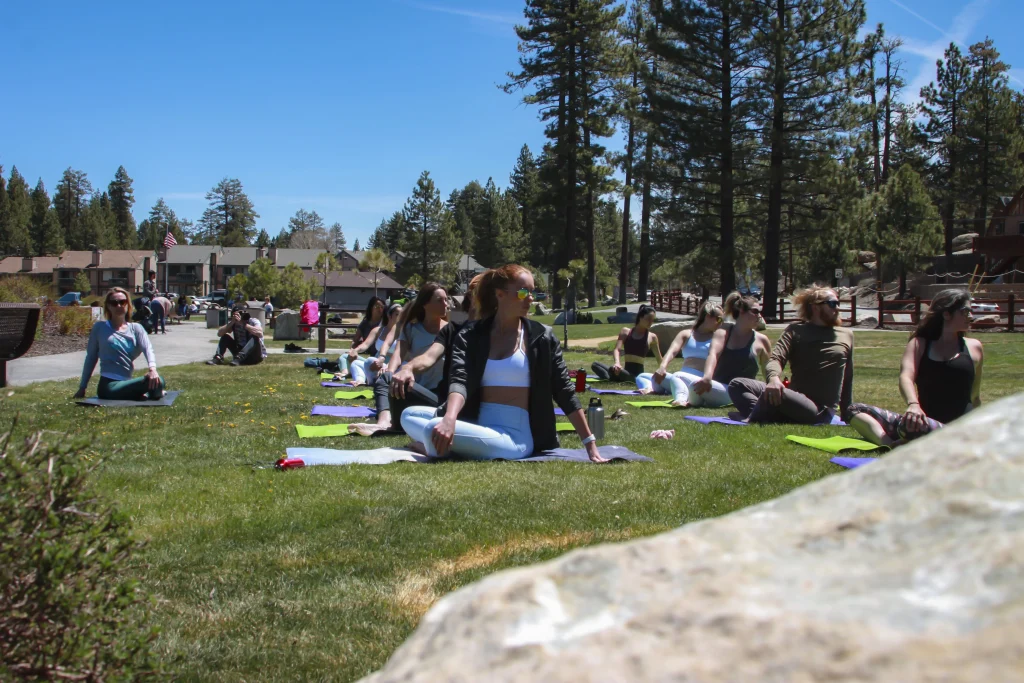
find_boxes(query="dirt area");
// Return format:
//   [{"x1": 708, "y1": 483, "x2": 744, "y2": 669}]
[{"x1": 24, "y1": 334, "x2": 89, "y2": 358}]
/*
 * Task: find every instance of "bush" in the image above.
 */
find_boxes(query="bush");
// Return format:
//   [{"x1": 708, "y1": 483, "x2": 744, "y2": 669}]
[
  {"x1": 0, "y1": 423, "x2": 158, "y2": 680},
  {"x1": 41, "y1": 305, "x2": 93, "y2": 337},
  {"x1": 0, "y1": 276, "x2": 50, "y2": 304}
]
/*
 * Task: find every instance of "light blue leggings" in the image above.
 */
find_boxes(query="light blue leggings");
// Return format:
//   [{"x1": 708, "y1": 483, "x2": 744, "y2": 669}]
[
  {"x1": 636, "y1": 372, "x2": 686, "y2": 402},
  {"x1": 401, "y1": 402, "x2": 534, "y2": 460},
  {"x1": 673, "y1": 368, "x2": 732, "y2": 407},
  {"x1": 349, "y1": 357, "x2": 371, "y2": 384}
]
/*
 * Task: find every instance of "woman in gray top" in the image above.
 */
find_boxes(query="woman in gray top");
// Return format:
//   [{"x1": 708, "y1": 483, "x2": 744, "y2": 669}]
[{"x1": 74, "y1": 287, "x2": 165, "y2": 400}]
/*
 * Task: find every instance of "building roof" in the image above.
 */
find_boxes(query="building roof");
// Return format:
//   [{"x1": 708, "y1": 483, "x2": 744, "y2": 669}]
[
  {"x1": 218, "y1": 247, "x2": 260, "y2": 267},
  {"x1": 54, "y1": 250, "x2": 155, "y2": 270},
  {"x1": 313, "y1": 270, "x2": 403, "y2": 290},
  {"x1": 456, "y1": 254, "x2": 485, "y2": 273},
  {"x1": 0, "y1": 255, "x2": 61, "y2": 275},
  {"x1": 164, "y1": 245, "x2": 221, "y2": 264},
  {"x1": 274, "y1": 248, "x2": 325, "y2": 269}
]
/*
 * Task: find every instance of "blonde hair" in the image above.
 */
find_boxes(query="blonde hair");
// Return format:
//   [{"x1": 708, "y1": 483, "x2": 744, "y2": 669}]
[
  {"x1": 792, "y1": 285, "x2": 836, "y2": 321},
  {"x1": 694, "y1": 300, "x2": 723, "y2": 329},
  {"x1": 103, "y1": 287, "x2": 133, "y2": 321},
  {"x1": 474, "y1": 264, "x2": 530, "y2": 319},
  {"x1": 723, "y1": 290, "x2": 758, "y2": 319}
]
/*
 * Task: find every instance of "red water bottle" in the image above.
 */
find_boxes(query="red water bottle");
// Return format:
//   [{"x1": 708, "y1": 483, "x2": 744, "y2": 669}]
[{"x1": 575, "y1": 368, "x2": 586, "y2": 393}]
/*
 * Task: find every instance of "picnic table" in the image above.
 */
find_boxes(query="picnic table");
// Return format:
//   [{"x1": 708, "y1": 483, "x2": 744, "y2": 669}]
[{"x1": 0, "y1": 303, "x2": 41, "y2": 387}]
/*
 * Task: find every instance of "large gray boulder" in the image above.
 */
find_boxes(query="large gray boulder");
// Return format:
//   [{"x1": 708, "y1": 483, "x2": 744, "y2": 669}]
[
  {"x1": 649, "y1": 319, "x2": 694, "y2": 355},
  {"x1": 362, "y1": 392, "x2": 1024, "y2": 683},
  {"x1": 272, "y1": 310, "x2": 305, "y2": 340}
]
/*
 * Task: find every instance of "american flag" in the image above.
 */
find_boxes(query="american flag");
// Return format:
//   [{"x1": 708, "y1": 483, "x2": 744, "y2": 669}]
[{"x1": 163, "y1": 231, "x2": 177, "y2": 248}]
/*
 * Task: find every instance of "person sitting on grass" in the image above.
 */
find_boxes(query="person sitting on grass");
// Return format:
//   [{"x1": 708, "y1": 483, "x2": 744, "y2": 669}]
[
  {"x1": 338, "y1": 296, "x2": 385, "y2": 377},
  {"x1": 685, "y1": 293, "x2": 771, "y2": 407},
  {"x1": 206, "y1": 307, "x2": 267, "y2": 366},
  {"x1": 74, "y1": 287, "x2": 165, "y2": 401},
  {"x1": 401, "y1": 264, "x2": 607, "y2": 462},
  {"x1": 728, "y1": 285, "x2": 853, "y2": 424},
  {"x1": 848, "y1": 289, "x2": 982, "y2": 446},
  {"x1": 590, "y1": 304, "x2": 662, "y2": 383},
  {"x1": 346, "y1": 303, "x2": 402, "y2": 386},
  {"x1": 351, "y1": 278, "x2": 481, "y2": 436},
  {"x1": 638, "y1": 301, "x2": 724, "y2": 406}
]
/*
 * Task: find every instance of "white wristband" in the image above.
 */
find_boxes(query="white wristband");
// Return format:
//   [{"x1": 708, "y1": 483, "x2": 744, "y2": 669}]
[{"x1": 581, "y1": 434, "x2": 596, "y2": 445}]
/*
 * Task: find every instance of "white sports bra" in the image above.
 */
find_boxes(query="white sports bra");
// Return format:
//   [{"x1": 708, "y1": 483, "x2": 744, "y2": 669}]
[{"x1": 481, "y1": 325, "x2": 530, "y2": 388}]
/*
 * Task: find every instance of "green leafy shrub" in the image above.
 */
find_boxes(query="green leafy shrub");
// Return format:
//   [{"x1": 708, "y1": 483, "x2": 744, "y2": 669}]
[
  {"x1": 0, "y1": 276, "x2": 50, "y2": 304},
  {"x1": 0, "y1": 424, "x2": 158, "y2": 680},
  {"x1": 42, "y1": 305, "x2": 93, "y2": 336}
]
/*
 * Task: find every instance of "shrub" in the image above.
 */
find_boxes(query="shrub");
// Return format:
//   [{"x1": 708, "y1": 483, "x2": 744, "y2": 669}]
[
  {"x1": 0, "y1": 423, "x2": 158, "y2": 680},
  {"x1": 0, "y1": 276, "x2": 50, "y2": 304},
  {"x1": 43, "y1": 305, "x2": 93, "y2": 336}
]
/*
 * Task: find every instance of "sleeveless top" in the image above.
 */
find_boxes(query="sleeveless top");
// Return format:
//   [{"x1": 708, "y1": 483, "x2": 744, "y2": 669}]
[
  {"x1": 682, "y1": 332, "x2": 712, "y2": 360},
  {"x1": 621, "y1": 328, "x2": 649, "y2": 377},
  {"x1": 713, "y1": 326, "x2": 759, "y2": 384},
  {"x1": 482, "y1": 325, "x2": 530, "y2": 388},
  {"x1": 916, "y1": 337, "x2": 974, "y2": 424}
]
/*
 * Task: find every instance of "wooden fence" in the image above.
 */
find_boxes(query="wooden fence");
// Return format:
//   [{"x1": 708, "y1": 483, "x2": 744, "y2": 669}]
[{"x1": 650, "y1": 291, "x2": 1021, "y2": 331}]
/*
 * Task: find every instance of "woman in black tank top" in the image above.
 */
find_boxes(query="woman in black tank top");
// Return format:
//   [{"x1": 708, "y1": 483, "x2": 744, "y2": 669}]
[
  {"x1": 591, "y1": 305, "x2": 663, "y2": 381},
  {"x1": 849, "y1": 289, "x2": 983, "y2": 446}
]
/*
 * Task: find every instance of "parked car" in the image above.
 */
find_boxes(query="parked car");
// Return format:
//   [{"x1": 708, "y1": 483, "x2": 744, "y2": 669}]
[
  {"x1": 533, "y1": 291, "x2": 549, "y2": 301},
  {"x1": 210, "y1": 289, "x2": 228, "y2": 307},
  {"x1": 970, "y1": 302, "x2": 999, "y2": 315},
  {"x1": 56, "y1": 292, "x2": 82, "y2": 306}
]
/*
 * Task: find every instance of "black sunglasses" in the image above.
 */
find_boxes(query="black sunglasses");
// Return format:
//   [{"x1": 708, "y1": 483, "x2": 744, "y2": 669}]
[
  {"x1": 821, "y1": 300, "x2": 840, "y2": 309},
  {"x1": 108, "y1": 299, "x2": 129, "y2": 306}
]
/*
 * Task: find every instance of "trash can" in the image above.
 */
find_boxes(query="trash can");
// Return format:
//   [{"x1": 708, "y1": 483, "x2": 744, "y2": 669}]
[{"x1": 206, "y1": 308, "x2": 228, "y2": 329}]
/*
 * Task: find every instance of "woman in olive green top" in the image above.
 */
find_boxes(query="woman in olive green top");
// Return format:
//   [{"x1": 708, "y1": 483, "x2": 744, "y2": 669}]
[{"x1": 728, "y1": 286, "x2": 853, "y2": 424}]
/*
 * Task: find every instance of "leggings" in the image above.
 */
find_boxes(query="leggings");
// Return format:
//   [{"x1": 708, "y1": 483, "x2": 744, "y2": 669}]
[
  {"x1": 727, "y1": 377, "x2": 827, "y2": 425},
  {"x1": 590, "y1": 362, "x2": 641, "y2": 383},
  {"x1": 848, "y1": 403, "x2": 944, "y2": 441},
  {"x1": 401, "y1": 402, "x2": 533, "y2": 460},
  {"x1": 635, "y1": 372, "x2": 692, "y2": 403},
  {"x1": 673, "y1": 368, "x2": 732, "y2": 408},
  {"x1": 98, "y1": 374, "x2": 165, "y2": 401},
  {"x1": 349, "y1": 358, "x2": 368, "y2": 383},
  {"x1": 372, "y1": 371, "x2": 439, "y2": 416}
]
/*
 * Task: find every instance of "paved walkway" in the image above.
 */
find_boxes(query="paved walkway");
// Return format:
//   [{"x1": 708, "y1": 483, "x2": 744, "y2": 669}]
[{"x1": 9, "y1": 321, "x2": 222, "y2": 386}]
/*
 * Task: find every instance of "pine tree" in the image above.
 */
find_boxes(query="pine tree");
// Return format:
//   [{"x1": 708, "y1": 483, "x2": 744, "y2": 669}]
[
  {"x1": 30, "y1": 179, "x2": 65, "y2": 255},
  {"x1": 509, "y1": 145, "x2": 541, "y2": 266},
  {"x1": 196, "y1": 178, "x2": 259, "y2": 246},
  {"x1": 108, "y1": 166, "x2": 137, "y2": 248},
  {"x1": 138, "y1": 198, "x2": 185, "y2": 250},
  {"x1": 353, "y1": 238, "x2": 361, "y2": 251},
  {"x1": 53, "y1": 168, "x2": 93, "y2": 250},
  {"x1": 255, "y1": 228, "x2": 271, "y2": 247},
  {"x1": 0, "y1": 167, "x2": 11, "y2": 256},
  {"x1": 432, "y1": 211, "x2": 462, "y2": 286},
  {"x1": 285, "y1": 209, "x2": 329, "y2": 249},
  {"x1": 650, "y1": 0, "x2": 762, "y2": 295},
  {"x1": 329, "y1": 222, "x2": 346, "y2": 252},
  {"x1": 921, "y1": 43, "x2": 972, "y2": 260},
  {"x1": 5, "y1": 168, "x2": 34, "y2": 256},
  {"x1": 753, "y1": 0, "x2": 865, "y2": 317},
  {"x1": 401, "y1": 171, "x2": 452, "y2": 282},
  {"x1": 81, "y1": 192, "x2": 116, "y2": 249},
  {"x1": 494, "y1": 190, "x2": 529, "y2": 265}
]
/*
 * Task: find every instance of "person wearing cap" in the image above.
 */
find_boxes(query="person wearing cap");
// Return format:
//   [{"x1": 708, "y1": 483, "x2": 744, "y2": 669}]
[{"x1": 206, "y1": 307, "x2": 267, "y2": 366}]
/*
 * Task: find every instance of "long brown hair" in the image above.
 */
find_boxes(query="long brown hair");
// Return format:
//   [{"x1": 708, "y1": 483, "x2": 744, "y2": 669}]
[
  {"x1": 474, "y1": 264, "x2": 530, "y2": 319},
  {"x1": 913, "y1": 289, "x2": 971, "y2": 341},
  {"x1": 103, "y1": 287, "x2": 133, "y2": 321},
  {"x1": 723, "y1": 291, "x2": 758, "y2": 319},
  {"x1": 792, "y1": 285, "x2": 834, "y2": 321},
  {"x1": 396, "y1": 282, "x2": 444, "y2": 333}
]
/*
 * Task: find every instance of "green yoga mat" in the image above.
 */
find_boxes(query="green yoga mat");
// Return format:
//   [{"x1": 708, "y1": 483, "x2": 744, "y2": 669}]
[
  {"x1": 786, "y1": 435, "x2": 888, "y2": 454},
  {"x1": 320, "y1": 372, "x2": 336, "y2": 380},
  {"x1": 296, "y1": 423, "x2": 355, "y2": 438},
  {"x1": 335, "y1": 389, "x2": 374, "y2": 400},
  {"x1": 555, "y1": 422, "x2": 575, "y2": 432},
  {"x1": 624, "y1": 400, "x2": 678, "y2": 408}
]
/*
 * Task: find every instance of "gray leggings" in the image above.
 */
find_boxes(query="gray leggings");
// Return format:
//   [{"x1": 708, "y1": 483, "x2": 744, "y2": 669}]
[{"x1": 727, "y1": 377, "x2": 826, "y2": 425}]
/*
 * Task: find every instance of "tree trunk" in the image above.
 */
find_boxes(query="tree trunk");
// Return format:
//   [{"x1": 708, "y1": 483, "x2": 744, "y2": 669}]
[
  {"x1": 718, "y1": 10, "x2": 736, "y2": 297},
  {"x1": 869, "y1": 61, "x2": 881, "y2": 191},
  {"x1": 882, "y1": 51, "x2": 893, "y2": 183},
  {"x1": 763, "y1": 0, "x2": 785, "y2": 321},
  {"x1": 564, "y1": 0, "x2": 579, "y2": 312},
  {"x1": 619, "y1": 72, "x2": 637, "y2": 305},
  {"x1": 637, "y1": 39, "x2": 657, "y2": 303}
]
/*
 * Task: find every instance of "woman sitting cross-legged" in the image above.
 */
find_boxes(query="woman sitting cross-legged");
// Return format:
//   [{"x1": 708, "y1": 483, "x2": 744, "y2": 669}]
[
  {"x1": 401, "y1": 264, "x2": 607, "y2": 462},
  {"x1": 591, "y1": 304, "x2": 662, "y2": 383},
  {"x1": 349, "y1": 285, "x2": 450, "y2": 435},
  {"x1": 73, "y1": 287, "x2": 166, "y2": 401},
  {"x1": 638, "y1": 301, "x2": 724, "y2": 406},
  {"x1": 345, "y1": 303, "x2": 401, "y2": 386},
  {"x1": 848, "y1": 288, "x2": 983, "y2": 446},
  {"x1": 340, "y1": 296, "x2": 385, "y2": 380},
  {"x1": 686, "y1": 293, "x2": 771, "y2": 407}
]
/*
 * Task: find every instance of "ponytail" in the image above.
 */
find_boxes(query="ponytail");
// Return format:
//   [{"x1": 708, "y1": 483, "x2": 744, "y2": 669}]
[{"x1": 474, "y1": 264, "x2": 530, "y2": 319}]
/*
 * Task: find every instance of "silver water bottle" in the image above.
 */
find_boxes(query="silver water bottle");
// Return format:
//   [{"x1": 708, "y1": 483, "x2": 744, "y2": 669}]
[{"x1": 587, "y1": 397, "x2": 605, "y2": 440}]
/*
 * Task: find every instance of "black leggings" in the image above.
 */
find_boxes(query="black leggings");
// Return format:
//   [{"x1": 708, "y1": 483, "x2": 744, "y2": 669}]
[
  {"x1": 372, "y1": 371, "x2": 439, "y2": 426},
  {"x1": 727, "y1": 377, "x2": 828, "y2": 425},
  {"x1": 591, "y1": 361, "x2": 643, "y2": 383}
]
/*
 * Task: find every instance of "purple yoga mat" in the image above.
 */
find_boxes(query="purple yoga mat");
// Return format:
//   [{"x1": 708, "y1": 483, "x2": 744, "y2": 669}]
[
  {"x1": 685, "y1": 415, "x2": 750, "y2": 426},
  {"x1": 589, "y1": 388, "x2": 641, "y2": 395},
  {"x1": 554, "y1": 407, "x2": 565, "y2": 416},
  {"x1": 310, "y1": 405, "x2": 377, "y2": 418},
  {"x1": 520, "y1": 445, "x2": 653, "y2": 463},
  {"x1": 830, "y1": 457, "x2": 877, "y2": 469},
  {"x1": 321, "y1": 381, "x2": 355, "y2": 388}
]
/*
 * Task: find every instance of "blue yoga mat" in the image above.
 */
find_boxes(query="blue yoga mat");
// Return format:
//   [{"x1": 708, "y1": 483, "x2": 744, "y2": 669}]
[
  {"x1": 310, "y1": 405, "x2": 377, "y2": 418},
  {"x1": 684, "y1": 415, "x2": 749, "y2": 426},
  {"x1": 321, "y1": 381, "x2": 355, "y2": 388},
  {"x1": 76, "y1": 390, "x2": 181, "y2": 408},
  {"x1": 830, "y1": 457, "x2": 877, "y2": 469},
  {"x1": 280, "y1": 445, "x2": 652, "y2": 467},
  {"x1": 589, "y1": 388, "x2": 641, "y2": 395}
]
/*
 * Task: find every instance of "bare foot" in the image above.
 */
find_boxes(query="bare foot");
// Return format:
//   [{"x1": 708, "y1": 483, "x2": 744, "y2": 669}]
[
  {"x1": 405, "y1": 441, "x2": 427, "y2": 455},
  {"x1": 352, "y1": 423, "x2": 384, "y2": 436},
  {"x1": 670, "y1": 400, "x2": 690, "y2": 407}
]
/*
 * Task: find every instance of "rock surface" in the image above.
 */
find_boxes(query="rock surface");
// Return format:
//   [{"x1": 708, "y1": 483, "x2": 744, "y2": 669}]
[
  {"x1": 362, "y1": 393, "x2": 1024, "y2": 683},
  {"x1": 272, "y1": 310, "x2": 304, "y2": 340},
  {"x1": 649, "y1": 319, "x2": 694, "y2": 354}
]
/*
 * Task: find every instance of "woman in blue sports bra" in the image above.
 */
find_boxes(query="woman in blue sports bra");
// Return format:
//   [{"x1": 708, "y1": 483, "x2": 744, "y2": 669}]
[{"x1": 637, "y1": 301, "x2": 724, "y2": 406}]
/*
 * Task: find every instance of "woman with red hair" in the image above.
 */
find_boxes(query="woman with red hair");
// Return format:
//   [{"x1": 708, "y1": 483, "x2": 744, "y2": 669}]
[{"x1": 401, "y1": 264, "x2": 606, "y2": 462}]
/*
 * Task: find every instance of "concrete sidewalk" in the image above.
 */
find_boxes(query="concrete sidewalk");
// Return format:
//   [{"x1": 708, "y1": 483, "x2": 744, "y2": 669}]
[{"x1": 9, "y1": 321, "x2": 222, "y2": 387}]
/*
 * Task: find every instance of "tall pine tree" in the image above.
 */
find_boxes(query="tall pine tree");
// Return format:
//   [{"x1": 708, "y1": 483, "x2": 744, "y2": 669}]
[
  {"x1": 5, "y1": 168, "x2": 34, "y2": 256},
  {"x1": 108, "y1": 165, "x2": 138, "y2": 248},
  {"x1": 196, "y1": 178, "x2": 259, "y2": 246},
  {"x1": 0, "y1": 167, "x2": 10, "y2": 256},
  {"x1": 30, "y1": 179, "x2": 65, "y2": 255},
  {"x1": 401, "y1": 171, "x2": 459, "y2": 284},
  {"x1": 53, "y1": 168, "x2": 93, "y2": 250}
]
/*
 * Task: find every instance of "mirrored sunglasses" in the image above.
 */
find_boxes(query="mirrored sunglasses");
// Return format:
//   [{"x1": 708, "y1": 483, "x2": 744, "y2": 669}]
[{"x1": 513, "y1": 288, "x2": 536, "y2": 300}]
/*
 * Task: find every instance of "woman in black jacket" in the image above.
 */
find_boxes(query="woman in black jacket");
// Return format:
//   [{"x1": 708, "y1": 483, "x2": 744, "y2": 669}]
[{"x1": 401, "y1": 264, "x2": 606, "y2": 462}]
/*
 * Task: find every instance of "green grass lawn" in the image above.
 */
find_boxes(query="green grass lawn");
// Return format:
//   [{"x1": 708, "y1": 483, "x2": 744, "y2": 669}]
[{"x1": 3, "y1": 331, "x2": 1022, "y2": 681}]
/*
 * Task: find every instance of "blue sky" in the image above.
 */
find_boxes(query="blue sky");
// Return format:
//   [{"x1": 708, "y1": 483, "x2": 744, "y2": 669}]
[{"x1": 2, "y1": 0, "x2": 1021, "y2": 249}]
